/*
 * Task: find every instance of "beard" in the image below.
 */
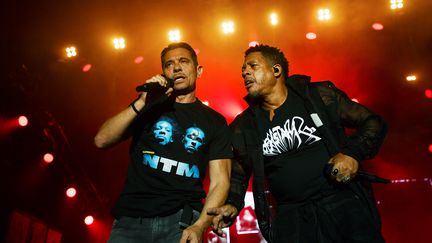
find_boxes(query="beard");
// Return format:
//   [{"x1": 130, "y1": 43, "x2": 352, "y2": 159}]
[{"x1": 246, "y1": 87, "x2": 263, "y2": 99}]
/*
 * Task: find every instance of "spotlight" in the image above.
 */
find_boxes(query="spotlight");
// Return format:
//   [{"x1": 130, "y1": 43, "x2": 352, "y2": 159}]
[
  {"x1": 372, "y1": 22, "x2": 384, "y2": 31},
  {"x1": 306, "y1": 32, "x2": 317, "y2": 40},
  {"x1": 249, "y1": 41, "x2": 259, "y2": 47},
  {"x1": 390, "y1": 0, "x2": 404, "y2": 9},
  {"x1": 318, "y1": 8, "x2": 331, "y2": 21},
  {"x1": 351, "y1": 98, "x2": 359, "y2": 103},
  {"x1": 65, "y1": 46, "x2": 77, "y2": 58},
  {"x1": 429, "y1": 144, "x2": 432, "y2": 153},
  {"x1": 18, "y1": 116, "x2": 28, "y2": 127},
  {"x1": 134, "y1": 56, "x2": 144, "y2": 64},
  {"x1": 82, "y1": 64, "x2": 92, "y2": 72},
  {"x1": 202, "y1": 101, "x2": 209, "y2": 106},
  {"x1": 406, "y1": 75, "x2": 416, "y2": 81},
  {"x1": 84, "y1": 215, "x2": 94, "y2": 225},
  {"x1": 425, "y1": 89, "x2": 432, "y2": 99},
  {"x1": 66, "y1": 187, "x2": 77, "y2": 198},
  {"x1": 168, "y1": 29, "x2": 181, "y2": 42},
  {"x1": 113, "y1": 38, "x2": 126, "y2": 49},
  {"x1": 269, "y1": 13, "x2": 278, "y2": 26},
  {"x1": 43, "y1": 153, "x2": 54, "y2": 163},
  {"x1": 222, "y1": 21, "x2": 235, "y2": 34}
]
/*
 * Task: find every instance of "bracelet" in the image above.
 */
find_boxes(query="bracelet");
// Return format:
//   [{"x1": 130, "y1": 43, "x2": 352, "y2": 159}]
[{"x1": 129, "y1": 98, "x2": 141, "y2": 115}]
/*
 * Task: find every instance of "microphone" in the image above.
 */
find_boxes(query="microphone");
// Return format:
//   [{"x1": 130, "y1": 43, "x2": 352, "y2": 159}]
[
  {"x1": 356, "y1": 171, "x2": 391, "y2": 184},
  {"x1": 135, "y1": 78, "x2": 173, "y2": 92},
  {"x1": 323, "y1": 163, "x2": 390, "y2": 184}
]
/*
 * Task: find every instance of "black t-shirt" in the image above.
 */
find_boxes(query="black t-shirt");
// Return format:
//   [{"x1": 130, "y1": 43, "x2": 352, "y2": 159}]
[
  {"x1": 112, "y1": 98, "x2": 232, "y2": 218},
  {"x1": 257, "y1": 89, "x2": 336, "y2": 204}
]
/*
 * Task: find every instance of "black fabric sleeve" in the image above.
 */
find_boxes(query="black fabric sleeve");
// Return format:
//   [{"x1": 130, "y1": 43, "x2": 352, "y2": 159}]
[
  {"x1": 207, "y1": 115, "x2": 233, "y2": 161},
  {"x1": 329, "y1": 82, "x2": 387, "y2": 161},
  {"x1": 225, "y1": 117, "x2": 253, "y2": 211},
  {"x1": 226, "y1": 159, "x2": 249, "y2": 211}
]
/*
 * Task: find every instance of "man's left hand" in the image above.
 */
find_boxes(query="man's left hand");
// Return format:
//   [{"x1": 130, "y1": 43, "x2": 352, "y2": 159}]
[
  {"x1": 328, "y1": 153, "x2": 359, "y2": 183},
  {"x1": 180, "y1": 224, "x2": 204, "y2": 243}
]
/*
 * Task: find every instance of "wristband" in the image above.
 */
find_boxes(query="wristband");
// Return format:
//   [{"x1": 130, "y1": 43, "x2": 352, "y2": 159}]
[{"x1": 129, "y1": 98, "x2": 141, "y2": 115}]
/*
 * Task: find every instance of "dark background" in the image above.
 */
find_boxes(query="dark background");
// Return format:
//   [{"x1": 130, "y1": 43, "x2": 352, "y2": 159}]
[{"x1": 1, "y1": 0, "x2": 431, "y2": 242}]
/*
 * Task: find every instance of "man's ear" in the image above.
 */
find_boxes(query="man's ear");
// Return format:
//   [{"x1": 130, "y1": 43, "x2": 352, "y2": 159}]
[
  {"x1": 272, "y1": 64, "x2": 282, "y2": 77},
  {"x1": 197, "y1": 65, "x2": 203, "y2": 78}
]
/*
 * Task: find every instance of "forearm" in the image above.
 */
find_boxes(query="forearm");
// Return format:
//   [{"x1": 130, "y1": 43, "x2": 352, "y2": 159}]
[
  {"x1": 341, "y1": 115, "x2": 387, "y2": 161},
  {"x1": 226, "y1": 159, "x2": 249, "y2": 212},
  {"x1": 94, "y1": 98, "x2": 145, "y2": 148},
  {"x1": 193, "y1": 179, "x2": 230, "y2": 230},
  {"x1": 191, "y1": 159, "x2": 231, "y2": 230}
]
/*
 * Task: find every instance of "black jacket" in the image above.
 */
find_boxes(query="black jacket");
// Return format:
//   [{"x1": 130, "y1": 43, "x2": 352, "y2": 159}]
[{"x1": 227, "y1": 75, "x2": 387, "y2": 242}]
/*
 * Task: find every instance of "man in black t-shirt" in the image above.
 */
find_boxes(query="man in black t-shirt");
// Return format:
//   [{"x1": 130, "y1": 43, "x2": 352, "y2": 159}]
[
  {"x1": 208, "y1": 45, "x2": 387, "y2": 243},
  {"x1": 95, "y1": 42, "x2": 232, "y2": 243}
]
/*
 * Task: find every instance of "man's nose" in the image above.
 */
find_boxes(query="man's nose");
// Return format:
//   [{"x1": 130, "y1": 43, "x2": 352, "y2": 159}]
[
  {"x1": 242, "y1": 68, "x2": 250, "y2": 78},
  {"x1": 174, "y1": 62, "x2": 182, "y2": 72}
]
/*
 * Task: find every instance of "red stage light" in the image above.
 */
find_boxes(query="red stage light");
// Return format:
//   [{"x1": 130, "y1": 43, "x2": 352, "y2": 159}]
[
  {"x1": 18, "y1": 116, "x2": 28, "y2": 127},
  {"x1": 249, "y1": 41, "x2": 259, "y2": 47},
  {"x1": 194, "y1": 49, "x2": 200, "y2": 55},
  {"x1": 43, "y1": 153, "x2": 54, "y2": 163},
  {"x1": 84, "y1": 216, "x2": 94, "y2": 225},
  {"x1": 82, "y1": 64, "x2": 92, "y2": 72},
  {"x1": 66, "y1": 187, "x2": 77, "y2": 198},
  {"x1": 134, "y1": 56, "x2": 144, "y2": 64},
  {"x1": 351, "y1": 98, "x2": 359, "y2": 103},
  {"x1": 428, "y1": 144, "x2": 432, "y2": 153},
  {"x1": 372, "y1": 22, "x2": 384, "y2": 30},
  {"x1": 425, "y1": 89, "x2": 432, "y2": 99},
  {"x1": 306, "y1": 32, "x2": 317, "y2": 40}
]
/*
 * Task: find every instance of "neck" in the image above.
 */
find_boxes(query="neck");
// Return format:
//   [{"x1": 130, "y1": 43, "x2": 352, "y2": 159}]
[
  {"x1": 261, "y1": 80, "x2": 288, "y2": 111},
  {"x1": 175, "y1": 90, "x2": 197, "y2": 103}
]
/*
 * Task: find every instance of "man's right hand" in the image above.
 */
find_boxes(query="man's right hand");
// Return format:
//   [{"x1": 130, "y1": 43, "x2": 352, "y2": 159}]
[
  {"x1": 140, "y1": 74, "x2": 174, "y2": 104},
  {"x1": 207, "y1": 204, "x2": 238, "y2": 236}
]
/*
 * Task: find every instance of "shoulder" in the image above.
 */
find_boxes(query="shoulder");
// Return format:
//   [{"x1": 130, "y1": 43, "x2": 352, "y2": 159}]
[
  {"x1": 311, "y1": 80, "x2": 336, "y2": 93},
  {"x1": 197, "y1": 101, "x2": 228, "y2": 124},
  {"x1": 309, "y1": 81, "x2": 345, "y2": 106},
  {"x1": 230, "y1": 107, "x2": 254, "y2": 130}
]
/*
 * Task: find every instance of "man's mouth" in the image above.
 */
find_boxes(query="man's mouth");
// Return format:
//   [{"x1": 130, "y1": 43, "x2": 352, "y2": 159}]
[
  {"x1": 173, "y1": 75, "x2": 186, "y2": 82},
  {"x1": 244, "y1": 78, "x2": 254, "y2": 88}
]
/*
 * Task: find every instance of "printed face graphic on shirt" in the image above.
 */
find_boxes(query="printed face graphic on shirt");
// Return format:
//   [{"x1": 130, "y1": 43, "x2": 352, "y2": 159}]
[
  {"x1": 262, "y1": 116, "x2": 322, "y2": 156},
  {"x1": 183, "y1": 127, "x2": 205, "y2": 153},
  {"x1": 153, "y1": 120, "x2": 174, "y2": 145}
]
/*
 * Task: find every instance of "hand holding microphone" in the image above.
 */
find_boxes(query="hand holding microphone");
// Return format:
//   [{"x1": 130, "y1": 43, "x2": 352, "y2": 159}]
[
  {"x1": 136, "y1": 74, "x2": 174, "y2": 93},
  {"x1": 326, "y1": 153, "x2": 359, "y2": 183},
  {"x1": 132, "y1": 75, "x2": 174, "y2": 114}
]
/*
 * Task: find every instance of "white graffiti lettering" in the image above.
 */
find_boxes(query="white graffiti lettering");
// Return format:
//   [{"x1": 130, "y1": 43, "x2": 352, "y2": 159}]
[{"x1": 263, "y1": 116, "x2": 321, "y2": 156}]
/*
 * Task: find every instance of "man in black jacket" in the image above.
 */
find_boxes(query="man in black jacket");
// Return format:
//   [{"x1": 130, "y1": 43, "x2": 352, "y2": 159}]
[{"x1": 208, "y1": 44, "x2": 387, "y2": 243}]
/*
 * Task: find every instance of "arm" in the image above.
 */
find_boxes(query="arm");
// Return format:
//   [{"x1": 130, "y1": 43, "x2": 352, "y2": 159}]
[
  {"x1": 94, "y1": 95, "x2": 146, "y2": 148},
  {"x1": 207, "y1": 158, "x2": 250, "y2": 235},
  {"x1": 94, "y1": 74, "x2": 172, "y2": 149},
  {"x1": 323, "y1": 82, "x2": 387, "y2": 181},
  {"x1": 207, "y1": 119, "x2": 252, "y2": 235},
  {"x1": 180, "y1": 158, "x2": 231, "y2": 243},
  {"x1": 335, "y1": 84, "x2": 387, "y2": 162}
]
